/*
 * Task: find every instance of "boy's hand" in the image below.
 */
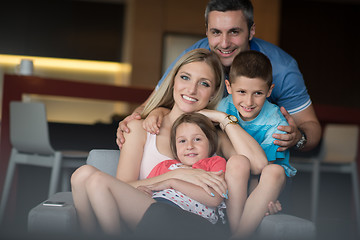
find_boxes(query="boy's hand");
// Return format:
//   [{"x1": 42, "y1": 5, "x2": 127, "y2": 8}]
[
  {"x1": 273, "y1": 107, "x2": 300, "y2": 151},
  {"x1": 116, "y1": 112, "x2": 142, "y2": 149},
  {"x1": 265, "y1": 200, "x2": 282, "y2": 216}
]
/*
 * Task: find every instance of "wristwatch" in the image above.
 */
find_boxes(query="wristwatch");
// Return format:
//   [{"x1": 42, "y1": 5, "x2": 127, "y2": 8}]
[
  {"x1": 220, "y1": 115, "x2": 238, "y2": 131},
  {"x1": 295, "y1": 128, "x2": 307, "y2": 150}
]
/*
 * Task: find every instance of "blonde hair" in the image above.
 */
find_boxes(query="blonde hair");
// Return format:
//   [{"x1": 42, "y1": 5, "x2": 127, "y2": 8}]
[{"x1": 141, "y1": 48, "x2": 224, "y2": 118}]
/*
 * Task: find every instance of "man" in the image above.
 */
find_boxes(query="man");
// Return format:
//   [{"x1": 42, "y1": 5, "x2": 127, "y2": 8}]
[{"x1": 117, "y1": 0, "x2": 321, "y2": 153}]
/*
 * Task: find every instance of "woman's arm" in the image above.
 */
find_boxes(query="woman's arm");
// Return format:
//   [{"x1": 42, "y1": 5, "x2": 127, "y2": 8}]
[
  {"x1": 145, "y1": 178, "x2": 223, "y2": 208},
  {"x1": 198, "y1": 109, "x2": 268, "y2": 174},
  {"x1": 117, "y1": 117, "x2": 227, "y2": 196},
  {"x1": 116, "y1": 119, "x2": 147, "y2": 182}
]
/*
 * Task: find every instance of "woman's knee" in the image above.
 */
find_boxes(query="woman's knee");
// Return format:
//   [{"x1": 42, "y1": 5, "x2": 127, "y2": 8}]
[
  {"x1": 85, "y1": 171, "x2": 109, "y2": 192},
  {"x1": 71, "y1": 165, "x2": 98, "y2": 188}
]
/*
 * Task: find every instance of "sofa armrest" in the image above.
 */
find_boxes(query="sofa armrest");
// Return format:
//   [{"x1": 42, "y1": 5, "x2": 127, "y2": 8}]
[
  {"x1": 28, "y1": 192, "x2": 77, "y2": 234},
  {"x1": 256, "y1": 214, "x2": 316, "y2": 240}
]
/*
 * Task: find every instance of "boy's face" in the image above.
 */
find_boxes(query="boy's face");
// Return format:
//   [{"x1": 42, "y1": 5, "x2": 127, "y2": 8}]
[
  {"x1": 226, "y1": 77, "x2": 274, "y2": 121},
  {"x1": 175, "y1": 122, "x2": 210, "y2": 166}
]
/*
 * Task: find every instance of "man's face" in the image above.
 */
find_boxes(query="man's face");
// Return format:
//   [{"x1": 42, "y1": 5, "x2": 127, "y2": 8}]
[{"x1": 206, "y1": 10, "x2": 255, "y2": 68}]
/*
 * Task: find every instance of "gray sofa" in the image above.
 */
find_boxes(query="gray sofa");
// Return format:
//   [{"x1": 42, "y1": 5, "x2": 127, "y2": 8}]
[{"x1": 28, "y1": 149, "x2": 316, "y2": 239}]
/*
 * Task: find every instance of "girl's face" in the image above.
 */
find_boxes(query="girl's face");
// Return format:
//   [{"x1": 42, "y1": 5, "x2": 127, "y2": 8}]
[
  {"x1": 175, "y1": 122, "x2": 210, "y2": 166},
  {"x1": 173, "y1": 61, "x2": 216, "y2": 113}
]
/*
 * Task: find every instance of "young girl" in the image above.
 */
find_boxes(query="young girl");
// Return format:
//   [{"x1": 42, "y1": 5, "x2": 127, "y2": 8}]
[{"x1": 141, "y1": 112, "x2": 242, "y2": 225}]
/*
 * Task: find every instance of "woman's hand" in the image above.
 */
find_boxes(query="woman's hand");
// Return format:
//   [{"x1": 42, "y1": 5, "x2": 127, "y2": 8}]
[
  {"x1": 142, "y1": 107, "x2": 170, "y2": 135},
  {"x1": 142, "y1": 179, "x2": 173, "y2": 192},
  {"x1": 172, "y1": 168, "x2": 227, "y2": 198},
  {"x1": 137, "y1": 185, "x2": 154, "y2": 197}
]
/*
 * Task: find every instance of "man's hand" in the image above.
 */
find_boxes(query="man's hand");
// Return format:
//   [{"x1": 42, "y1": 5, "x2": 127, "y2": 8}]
[
  {"x1": 116, "y1": 112, "x2": 142, "y2": 149},
  {"x1": 273, "y1": 107, "x2": 301, "y2": 151}
]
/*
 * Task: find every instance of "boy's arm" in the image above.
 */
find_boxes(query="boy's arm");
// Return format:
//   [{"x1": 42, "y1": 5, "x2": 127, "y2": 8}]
[{"x1": 198, "y1": 109, "x2": 268, "y2": 175}]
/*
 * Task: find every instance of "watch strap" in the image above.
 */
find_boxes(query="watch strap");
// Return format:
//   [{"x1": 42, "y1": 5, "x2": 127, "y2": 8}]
[{"x1": 295, "y1": 128, "x2": 307, "y2": 150}]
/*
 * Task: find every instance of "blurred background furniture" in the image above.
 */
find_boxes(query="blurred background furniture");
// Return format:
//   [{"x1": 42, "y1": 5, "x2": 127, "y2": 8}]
[
  {"x1": 0, "y1": 75, "x2": 153, "y2": 227},
  {"x1": 28, "y1": 149, "x2": 316, "y2": 239},
  {"x1": 0, "y1": 101, "x2": 88, "y2": 224},
  {"x1": 292, "y1": 124, "x2": 360, "y2": 235}
]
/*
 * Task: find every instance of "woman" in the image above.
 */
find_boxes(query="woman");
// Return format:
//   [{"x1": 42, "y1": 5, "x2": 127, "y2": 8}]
[{"x1": 71, "y1": 49, "x2": 267, "y2": 239}]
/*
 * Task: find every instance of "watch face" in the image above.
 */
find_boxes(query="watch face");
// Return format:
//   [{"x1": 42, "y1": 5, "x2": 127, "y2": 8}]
[{"x1": 229, "y1": 115, "x2": 238, "y2": 122}]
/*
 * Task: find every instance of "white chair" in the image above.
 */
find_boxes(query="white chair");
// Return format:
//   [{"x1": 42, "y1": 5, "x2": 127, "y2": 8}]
[
  {"x1": 292, "y1": 124, "x2": 360, "y2": 235},
  {"x1": 0, "y1": 101, "x2": 88, "y2": 224}
]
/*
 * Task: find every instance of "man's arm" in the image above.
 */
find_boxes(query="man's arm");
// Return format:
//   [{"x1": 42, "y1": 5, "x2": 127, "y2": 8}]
[{"x1": 274, "y1": 104, "x2": 321, "y2": 151}]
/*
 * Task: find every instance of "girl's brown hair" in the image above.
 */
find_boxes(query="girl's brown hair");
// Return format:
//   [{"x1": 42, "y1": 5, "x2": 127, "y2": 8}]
[{"x1": 170, "y1": 113, "x2": 218, "y2": 160}]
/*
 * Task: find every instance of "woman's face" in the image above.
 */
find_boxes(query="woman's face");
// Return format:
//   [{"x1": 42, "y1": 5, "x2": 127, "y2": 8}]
[{"x1": 173, "y1": 61, "x2": 216, "y2": 113}]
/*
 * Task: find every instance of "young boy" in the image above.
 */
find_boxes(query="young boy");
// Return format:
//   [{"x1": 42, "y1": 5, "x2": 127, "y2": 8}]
[{"x1": 217, "y1": 50, "x2": 296, "y2": 178}]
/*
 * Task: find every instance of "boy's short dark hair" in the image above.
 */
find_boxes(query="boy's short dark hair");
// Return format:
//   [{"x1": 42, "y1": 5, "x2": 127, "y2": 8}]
[
  {"x1": 229, "y1": 50, "x2": 273, "y2": 88},
  {"x1": 170, "y1": 113, "x2": 218, "y2": 160},
  {"x1": 205, "y1": 0, "x2": 254, "y2": 31}
]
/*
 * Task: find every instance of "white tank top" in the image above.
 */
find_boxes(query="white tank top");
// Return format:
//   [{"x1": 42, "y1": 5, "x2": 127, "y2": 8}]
[{"x1": 139, "y1": 132, "x2": 171, "y2": 180}]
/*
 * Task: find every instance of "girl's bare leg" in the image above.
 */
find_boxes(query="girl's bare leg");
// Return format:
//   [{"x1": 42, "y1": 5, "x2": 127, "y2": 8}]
[
  {"x1": 225, "y1": 155, "x2": 251, "y2": 233},
  {"x1": 71, "y1": 165, "x2": 100, "y2": 233},
  {"x1": 233, "y1": 164, "x2": 286, "y2": 239},
  {"x1": 85, "y1": 171, "x2": 156, "y2": 236}
]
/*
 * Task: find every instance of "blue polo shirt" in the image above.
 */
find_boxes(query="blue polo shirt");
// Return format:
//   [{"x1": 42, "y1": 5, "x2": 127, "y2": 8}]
[{"x1": 156, "y1": 37, "x2": 311, "y2": 115}]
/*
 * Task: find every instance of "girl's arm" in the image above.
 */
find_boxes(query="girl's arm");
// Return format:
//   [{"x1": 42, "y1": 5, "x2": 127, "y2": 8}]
[
  {"x1": 145, "y1": 178, "x2": 224, "y2": 207},
  {"x1": 198, "y1": 109, "x2": 268, "y2": 175}
]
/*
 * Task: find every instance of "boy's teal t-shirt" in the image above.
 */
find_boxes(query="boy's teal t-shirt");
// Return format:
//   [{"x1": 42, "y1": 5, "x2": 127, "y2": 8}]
[{"x1": 217, "y1": 95, "x2": 297, "y2": 177}]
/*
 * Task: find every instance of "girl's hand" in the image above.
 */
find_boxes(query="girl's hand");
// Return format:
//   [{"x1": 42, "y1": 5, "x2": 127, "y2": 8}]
[
  {"x1": 142, "y1": 107, "x2": 170, "y2": 134},
  {"x1": 173, "y1": 168, "x2": 227, "y2": 198}
]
